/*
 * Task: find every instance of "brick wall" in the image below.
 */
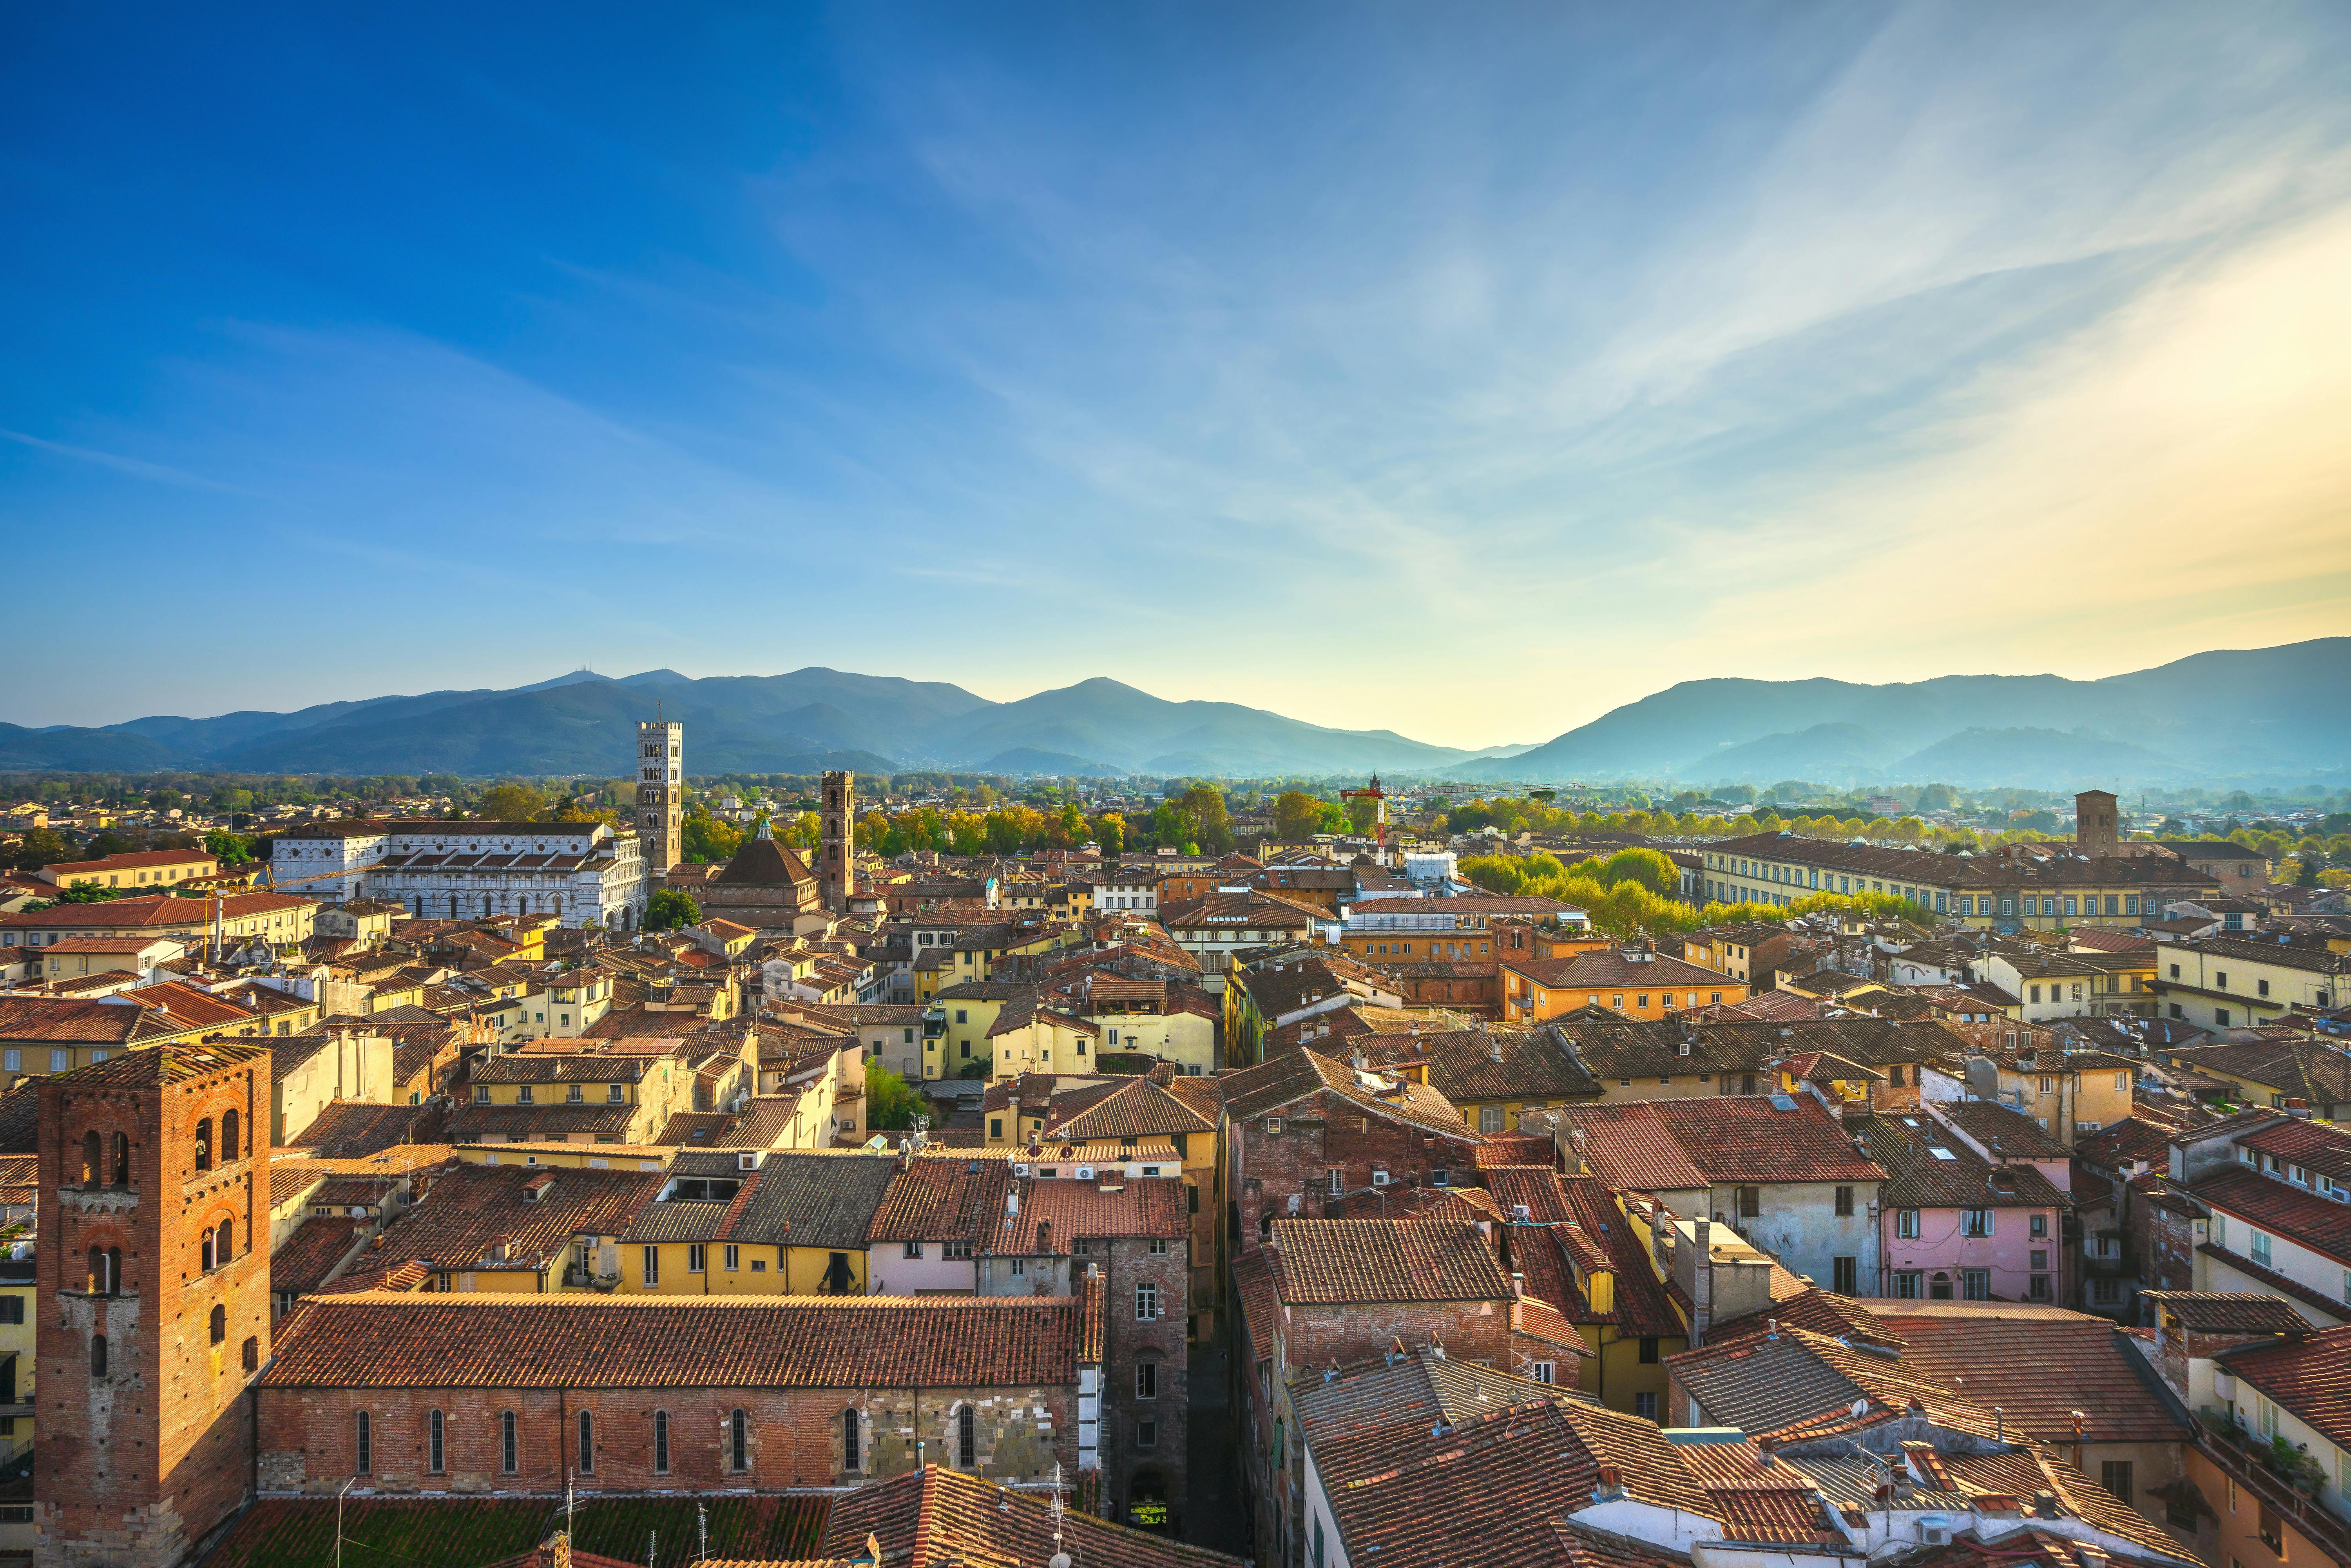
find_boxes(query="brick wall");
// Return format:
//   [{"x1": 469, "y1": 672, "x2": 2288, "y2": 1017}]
[
  {"x1": 36, "y1": 1055, "x2": 272, "y2": 1568},
  {"x1": 1094, "y1": 1235, "x2": 1189, "y2": 1522},
  {"x1": 1232, "y1": 1091, "x2": 1481, "y2": 1248},
  {"x1": 253, "y1": 1382, "x2": 1077, "y2": 1494}
]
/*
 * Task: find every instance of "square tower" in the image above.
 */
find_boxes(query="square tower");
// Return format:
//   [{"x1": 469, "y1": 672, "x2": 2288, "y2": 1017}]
[
  {"x1": 2075, "y1": 789, "x2": 2119, "y2": 859},
  {"x1": 34, "y1": 1042, "x2": 273, "y2": 1568},
  {"x1": 637, "y1": 720, "x2": 684, "y2": 878},
  {"x1": 819, "y1": 770, "x2": 855, "y2": 913}
]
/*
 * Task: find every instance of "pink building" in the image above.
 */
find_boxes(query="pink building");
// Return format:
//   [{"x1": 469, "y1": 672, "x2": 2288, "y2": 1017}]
[{"x1": 1854, "y1": 1101, "x2": 2072, "y2": 1303}]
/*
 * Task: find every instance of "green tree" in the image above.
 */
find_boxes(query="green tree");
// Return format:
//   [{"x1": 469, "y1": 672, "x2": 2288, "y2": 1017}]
[
  {"x1": 202, "y1": 830, "x2": 255, "y2": 865},
  {"x1": 866, "y1": 1065, "x2": 924, "y2": 1131},
  {"x1": 681, "y1": 810, "x2": 743, "y2": 864},
  {"x1": 55, "y1": 885, "x2": 127, "y2": 904},
  {"x1": 1180, "y1": 784, "x2": 1234, "y2": 852},
  {"x1": 84, "y1": 831, "x2": 131, "y2": 860},
  {"x1": 1273, "y1": 791, "x2": 1323, "y2": 841},
  {"x1": 1092, "y1": 812, "x2": 1126, "y2": 856},
  {"x1": 5, "y1": 827, "x2": 72, "y2": 871},
  {"x1": 477, "y1": 781, "x2": 549, "y2": 822},
  {"x1": 643, "y1": 889, "x2": 700, "y2": 931},
  {"x1": 1344, "y1": 794, "x2": 1381, "y2": 837},
  {"x1": 1055, "y1": 802, "x2": 1086, "y2": 847}
]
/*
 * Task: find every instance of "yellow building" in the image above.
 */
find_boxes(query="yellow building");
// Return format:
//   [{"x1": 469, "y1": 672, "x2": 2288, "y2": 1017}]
[
  {"x1": 0, "y1": 994, "x2": 219, "y2": 1087},
  {"x1": 2150, "y1": 936, "x2": 2348, "y2": 1031},
  {"x1": 619, "y1": 1150, "x2": 899, "y2": 1296},
  {"x1": 360, "y1": 1159, "x2": 666, "y2": 1295},
  {"x1": 452, "y1": 1043, "x2": 698, "y2": 1145},
  {"x1": 37, "y1": 934, "x2": 186, "y2": 981},
  {"x1": 1491, "y1": 1171, "x2": 1687, "y2": 1416},
  {"x1": 984, "y1": 1001, "x2": 1103, "y2": 1079},
  {"x1": 926, "y1": 980, "x2": 1028, "y2": 1079},
  {"x1": 0, "y1": 1235, "x2": 34, "y2": 1468},
  {"x1": 38, "y1": 848, "x2": 217, "y2": 891},
  {"x1": 1974, "y1": 1046, "x2": 2137, "y2": 1143},
  {"x1": 0, "y1": 890, "x2": 316, "y2": 953}
]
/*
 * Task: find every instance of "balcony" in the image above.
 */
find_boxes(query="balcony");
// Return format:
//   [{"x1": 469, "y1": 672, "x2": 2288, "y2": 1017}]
[{"x1": 2196, "y1": 1410, "x2": 2351, "y2": 1559}]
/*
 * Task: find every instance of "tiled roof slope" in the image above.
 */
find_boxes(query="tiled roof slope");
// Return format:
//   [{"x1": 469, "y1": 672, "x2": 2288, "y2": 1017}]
[
  {"x1": 1293, "y1": 1349, "x2": 1594, "y2": 1447},
  {"x1": 1271, "y1": 1213, "x2": 1512, "y2": 1304},
  {"x1": 2194, "y1": 1167, "x2": 2351, "y2": 1263},
  {"x1": 2219, "y1": 1323, "x2": 2351, "y2": 1450},
  {"x1": 867, "y1": 1154, "x2": 1013, "y2": 1243},
  {"x1": 1875, "y1": 1309, "x2": 2189, "y2": 1444},
  {"x1": 822, "y1": 1464, "x2": 1242, "y2": 1568},
  {"x1": 1221, "y1": 1047, "x2": 1476, "y2": 1139},
  {"x1": 262, "y1": 1293, "x2": 1093, "y2": 1389}
]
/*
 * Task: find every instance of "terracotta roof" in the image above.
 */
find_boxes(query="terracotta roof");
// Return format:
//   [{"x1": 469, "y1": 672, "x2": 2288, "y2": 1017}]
[
  {"x1": 1646, "y1": 1095, "x2": 1888, "y2": 1186},
  {"x1": 1474, "y1": 1132, "x2": 1558, "y2": 1169},
  {"x1": 446, "y1": 1103, "x2": 642, "y2": 1139},
  {"x1": 0, "y1": 995, "x2": 192, "y2": 1046},
  {"x1": 2195, "y1": 1166, "x2": 2351, "y2": 1264},
  {"x1": 270, "y1": 1216, "x2": 366, "y2": 1296},
  {"x1": 867, "y1": 1154, "x2": 1013, "y2": 1243},
  {"x1": 2217, "y1": 1322, "x2": 2351, "y2": 1450},
  {"x1": 626, "y1": 1152, "x2": 899, "y2": 1250},
  {"x1": 1270, "y1": 1213, "x2": 1512, "y2": 1305},
  {"x1": 1233, "y1": 1248, "x2": 1280, "y2": 1365},
  {"x1": 1293, "y1": 1349, "x2": 1593, "y2": 1448},
  {"x1": 0, "y1": 890, "x2": 313, "y2": 929},
  {"x1": 1550, "y1": 1101, "x2": 1710, "y2": 1191},
  {"x1": 1404, "y1": 1027, "x2": 1601, "y2": 1103},
  {"x1": 2235, "y1": 1116, "x2": 2351, "y2": 1186},
  {"x1": 1851, "y1": 1114, "x2": 2071, "y2": 1210},
  {"x1": 978, "y1": 1174, "x2": 1188, "y2": 1255},
  {"x1": 286, "y1": 1101, "x2": 442, "y2": 1159},
  {"x1": 1040, "y1": 1075, "x2": 1215, "y2": 1141},
  {"x1": 45, "y1": 1036, "x2": 269, "y2": 1085},
  {"x1": 0, "y1": 1082, "x2": 34, "y2": 1153},
  {"x1": 1667, "y1": 1324, "x2": 2004, "y2": 1443},
  {"x1": 1349, "y1": 894, "x2": 1583, "y2": 917},
  {"x1": 1313, "y1": 1398, "x2": 1712, "y2": 1565},
  {"x1": 2140, "y1": 1291, "x2": 2313, "y2": 1335},
  {"x1": 2162, "y1": 1037, "x2": 2351, "y2": 1106},
  {"x1": 821, "y1": 1464, "x2": 1241, "y2": 1568},
  {"x1": 262, "y1": 1292, "x2": 1093, "y2": 1390},
  {"x1": 369, "y1": 1161, "x2": 659, "y2": 1274},
  {"x1": 1507, "y1": 949, "x2": 1730, "y2": 993},
  {"x1": 1935, "y1": 1100, "x2": 2076, "y2": 1160},
  {"x1": 1874, "y1": 1309, "x2": 2190, "y2": 1444},
  {"x1": 29, "y1": 934, "x2": 185, "y2": 953},
  {"x1": 1221, "y1": 1047, "x2": 1478, "y2": 1140}
]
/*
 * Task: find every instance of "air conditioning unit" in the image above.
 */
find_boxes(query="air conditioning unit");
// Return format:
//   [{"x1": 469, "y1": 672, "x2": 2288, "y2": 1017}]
[
  {"x1": 1511, "y1": 1204, "x2": 1532, "y2": 1221},
  {"x1": 1919, "y1": 1519, "x2": 1952, "y2": 1547},
  {"x1": 1372, "y1": 1170, "x2": 1391, "y2": 1186},
  {"x1": 1075, "y1": 1166, "x2": 1095, "y2": 1181},
  {"x1": 1014, "y1": 1163, "x2": 1032, "y2": 1178}
]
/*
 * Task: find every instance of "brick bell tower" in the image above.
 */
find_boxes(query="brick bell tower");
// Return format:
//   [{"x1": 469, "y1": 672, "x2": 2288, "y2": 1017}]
[
  {"x1": 819, "y1": 769, "x2": 855, "y2": 913},
  {"x1": 34, "y1": 1043, "x2": 272, "y2": 1568}
]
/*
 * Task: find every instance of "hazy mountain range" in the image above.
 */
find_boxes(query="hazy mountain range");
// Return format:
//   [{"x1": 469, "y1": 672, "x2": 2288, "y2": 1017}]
[
  {"x1": 1443, "y1": 638, "x2": 2350, "y2": 788},
  {"x1": 1, "y1": 639, "x2": 2341, "y2": 788}
]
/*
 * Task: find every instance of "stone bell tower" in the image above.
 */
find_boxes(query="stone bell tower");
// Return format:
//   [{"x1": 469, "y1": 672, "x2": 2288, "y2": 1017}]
[
  {"x1": 34, "y1": 1042, "x2": 272, "y2": 1568},
  {"x1": 819, "y1": 770, "x2": 855, "y2": 913},
  {"x1": 637, "y1": 718, "x2": 685, "y2": 879}
]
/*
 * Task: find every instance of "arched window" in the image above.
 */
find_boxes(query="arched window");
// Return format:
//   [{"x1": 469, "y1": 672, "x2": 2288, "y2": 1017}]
[
  {"x1": 221, "y1": 1110, "x2": 239, "y2": 1163},
  {"x1": 110, "y1": 1132, "x2": 129, "y2": 1186},
  {"x1": 729, "y1": 1408, "x2": 748, "y2": 1472},
  {"x1": 81, "y1": 1131, "x2": 101, "y2": 1188},
  {"x1": 956, "y1": 1404, "x2": 976, "y2": 1469},
  {"x1": 842, "y1": 1407, "x2": 861, "y2": 1472},
  {"x1": 201, "y1": 1230, "x2": 216, "y2": 1273},
  {"x1": 355, "y1": 1410, "x2": 373, "y2": 1474},
  {"x1": 653, "y1": 1410, "x2": 671, "y2": 1475},
  {"x1": 243, "y1": 1336, "x2": 259, "y2": 1372},
  {"x1": 577, "y1": 1409, "x2": 594, "y2": 1474},
  {"x1": 427, "y1": 1409, "x2": 446, "y2": 1474},
  {"x1": 90, "y1": 1334, "x2": 107, "y2": 1378},
  {"x1": 501, "y1": 1410, "x2": 517, "y2": 1474},
  {"x1": 216, "y1": 1219, "x2": 233, "y2": 1265},
  {"x1": 194, "y1": 1118, "x2": 213, "y2": 1172},
  {"x1": 209, "y1": 1304, "x2": 226, "y2": 1345}
]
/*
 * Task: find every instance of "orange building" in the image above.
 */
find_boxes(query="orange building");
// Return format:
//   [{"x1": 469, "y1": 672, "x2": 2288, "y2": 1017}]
[{"x1": 1502, "y1": 948, "x2": 1750, "y2": 1024}]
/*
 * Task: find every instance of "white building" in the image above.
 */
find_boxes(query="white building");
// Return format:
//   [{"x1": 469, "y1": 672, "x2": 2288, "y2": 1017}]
[
  {"x1": 1092, "y1": 865, "x2": 1159, "y2": 916},
  {"x1": 272, "y1": 819, "x2": 648, "y2": 929}
]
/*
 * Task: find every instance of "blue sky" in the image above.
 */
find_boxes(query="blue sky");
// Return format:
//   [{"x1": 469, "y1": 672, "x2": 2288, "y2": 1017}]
[{"x1": 6, "y1": 3, "x2": 2349, "y2": 748}]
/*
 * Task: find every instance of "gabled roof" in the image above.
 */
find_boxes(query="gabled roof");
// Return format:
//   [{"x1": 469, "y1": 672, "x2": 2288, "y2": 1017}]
[
  {"x1": 867, "y1": 1154, "x2": 1012, "y2": 1244},
  {"x1": 1403, "y1": 1027, "x2": 1601, "y2": 1103},
  {"x1": 1041, "y1": 1075, "x2": 1216, "y2": 1141},
  {"x1": 262, "y1": 1294, "x2": 1096, "y2": 1392},
  {"x1": 1270, "y1": 1213, "x2": 1512, "y2": 1305},
  {"x1": 370, "y1": 1161, "x2": 659, "y2": 1274},
  {"x1": 1221, "y1": 1047, "x2": 1476, "y2": 1140},
  {"x1": 1875, "y1": 1309, "x2": 2190, "y2": 1445},
  {"x1": 2139, "y1": 1291, "x2": 2312, "y2": 1335},
  {"x1": 1667, "y1": 1324, "x2": 2004, "y2": 1443},
  {"x1": 1851, "y1": 1113, "x2": 2070, "y2": 1210},
  {"x1": 47, "y1": 1036, "x2": 269, "y2": 1086},
  {"x1": 2217, "y1": 1322, "x2": 2351, "y2": 1450},
  {"x1": 821, "y1": 1464, "x2": 1241, "y2": 1568},
  {"x1": 2193, "y1": 1167, "x2": 2351, "y2": 1263},
  {"x1": 1293, "y1": 1348, "x2": 1592, "y2": 1447},
  {"x1": 713, "y1": 836, "x2": 816, "y2": 887}
]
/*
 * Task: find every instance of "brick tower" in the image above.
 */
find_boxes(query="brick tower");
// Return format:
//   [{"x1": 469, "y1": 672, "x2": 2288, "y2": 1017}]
[
  {"x1": 34, "y1": 1042, "x2": 272, "y2": 1568},
  {"x1": 637, "y1": 718, "x2": 684, "y2": 879},
  {"x1": 2075, "y1": 789, "x2": 2119, "y2": 859},
  {"x1": 819, "y1": 770, "x2": 855, "y2": 913}
]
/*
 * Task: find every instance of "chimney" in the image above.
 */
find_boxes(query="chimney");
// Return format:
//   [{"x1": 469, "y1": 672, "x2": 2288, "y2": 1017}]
[
  {"x1": 1593, "y1": 1465, "x2": 1626, "y2": 1503},
  {"x1": 1036, "y1": 1219, "x2": 1053, "y2": 1255}
]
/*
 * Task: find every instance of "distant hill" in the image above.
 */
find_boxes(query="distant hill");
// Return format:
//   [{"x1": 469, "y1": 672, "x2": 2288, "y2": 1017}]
[
  {"x1": 1449, "y1": 637, "x2": 2351, "y2": 788},
  {"x1": 1, "y1": 668, "x2": 1467, "y2": 779}
]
